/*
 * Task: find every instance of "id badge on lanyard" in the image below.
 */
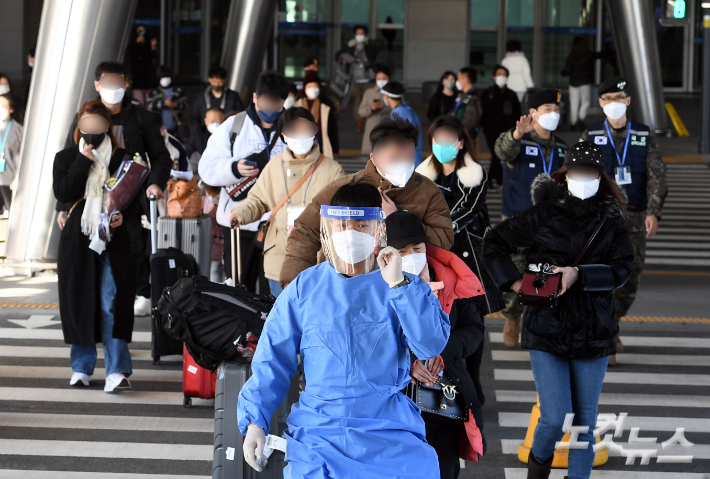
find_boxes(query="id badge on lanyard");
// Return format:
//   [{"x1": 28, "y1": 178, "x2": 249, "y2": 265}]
[
  {"x1": 0, "y1": 152, "x2": 5, "y2": 173},
  {"x1": 615, "y1": 166, "x2": 632, "y2": 185},
  {"x1": 286, "y1": 205, "x2": 306, "y2": 234}
]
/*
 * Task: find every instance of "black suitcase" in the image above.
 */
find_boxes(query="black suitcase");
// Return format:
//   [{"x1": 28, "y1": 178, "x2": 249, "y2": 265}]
[
  {"x1": 149, "y1": 195, "x2": 196, "y2": 364},
  {"x1": 213, "y1": 361, "x2": 299, "y2": 479}
]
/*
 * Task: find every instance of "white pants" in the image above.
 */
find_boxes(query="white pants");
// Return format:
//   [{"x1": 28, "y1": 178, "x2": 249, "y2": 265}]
[{"x1": 569, "y1": 84, "x2": 591, "y2": 124}]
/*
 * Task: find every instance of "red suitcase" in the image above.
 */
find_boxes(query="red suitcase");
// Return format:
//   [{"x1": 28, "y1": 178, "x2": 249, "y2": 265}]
[{"x1": 182, "y1": 344, "x2": 216, "y2": 407}]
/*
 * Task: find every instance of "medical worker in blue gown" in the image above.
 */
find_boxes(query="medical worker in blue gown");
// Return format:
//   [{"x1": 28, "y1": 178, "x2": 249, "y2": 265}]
[{"x1": 237, "y1": 180, "x2": 451, "y2": 478}]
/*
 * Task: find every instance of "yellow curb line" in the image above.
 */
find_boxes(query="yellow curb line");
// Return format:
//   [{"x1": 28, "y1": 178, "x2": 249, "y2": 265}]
[
  {"x1": 0, "y1": 302, "x2": 59, "y2": 309},
  {"x1": 487, "y1": 312, "x2": 710, "y2": 323}
]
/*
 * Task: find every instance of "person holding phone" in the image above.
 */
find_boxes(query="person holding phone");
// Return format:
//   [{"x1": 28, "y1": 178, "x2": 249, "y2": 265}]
[
  {"x1": 53, "y1": 100, "x2": 142, "y2": 393},
  {"x1": 199, "y1": 71, "x2": 289, "y2": 291},
  {"x1": 358, "y1": 64, "x2": 391, "y2": 154}
]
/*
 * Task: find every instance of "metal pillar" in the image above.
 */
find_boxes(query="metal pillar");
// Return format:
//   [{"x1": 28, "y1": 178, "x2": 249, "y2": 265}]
[
  {"x1": 594, "y1": 0, "x2": 603, "y2": 85},
  {"x1": 6, "y1": 0, "x2": 137, "y2": 264},
  {"x1": 605, "y1": 0, "x2": 666, "y2": 133},
  {"x1": 701, "y1": 9, "x2": 710, "y2": 154},
  {"x1": 220, "y1": 0, "x2": 279, "y2": 102},
  {"x1": 497, "y1": 0, "x2": 508, "y2": 64}
]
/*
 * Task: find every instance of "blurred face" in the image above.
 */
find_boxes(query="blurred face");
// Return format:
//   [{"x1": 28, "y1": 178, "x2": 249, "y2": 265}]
[
  {"x1": 304, "y1": 81, "x2": 319, "y2": 91},
  {"x1": 355, "y1": 28, "x2": 367, "y2": 37},
  {"x1": 432, "y1": 126, "x2": 461, "y2": 148},
  {"x1": 136, "y1": 26, "x2": 146, "y2": 36},
  {"x1": 443, "y1": 74, "x2": 456, "y2": 87},
  {"x1": 494, "y1": 68, "x2": 508, "y2": 78},
  {"x1": 78, "y1": 113, "x2": 109, "y2": 134},
  {"x1": 457, "y1": 71, "x2": 470, "y2": 89},
  {"x1": 94, "y1": 73, "x2": 128, "y2": 93},
  {"x1": 566, "y1": 166, "x2": 600, "y2": 182},
  {"x1": 252, "y1": 92, "x2": 284, "y2": 115},
  {"x1": 370, "y1": 138, "x2": 416, "y2": 172},
  {"x1": 599, "y1": 93, "x2": 630, "y2": 108},
  {"x1": 205, "y1": 109, "x2": 226, "y2": 128},
  {"x1": 0, "y1": 77, "x2": 9, "y2": 88},
  {"x1": 376, "y1": 71, "x2": 390, "y2": 83},
  {"x1": 282, "y1": 118, "x2": 318, "y2": 141},
  {"x1": 209, "y1": 77, "x2": 226, "y2": 90},
  {"x1": 0, "y1": 97, "x2": 12, "y2": 120},
  {"x1": 530, "y1": 103, "x2": 560, "y2": 116},
  {"x1": 397, "y1": 242, "x2": 426, "y2": 257}
]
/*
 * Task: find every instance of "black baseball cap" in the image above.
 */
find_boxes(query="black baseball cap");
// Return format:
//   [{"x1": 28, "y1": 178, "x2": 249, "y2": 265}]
[
  {"x1": 385, "y1": 210, "x2": 429, "y2": 249},
  {"x1": 565, "y1": 141, "x2": 605, "y2": 175}
]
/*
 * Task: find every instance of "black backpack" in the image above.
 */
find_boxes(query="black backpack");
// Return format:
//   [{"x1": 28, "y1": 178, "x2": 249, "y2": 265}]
[{"x1": 156, "y1": 275, "x2": 275, "y2": 371}]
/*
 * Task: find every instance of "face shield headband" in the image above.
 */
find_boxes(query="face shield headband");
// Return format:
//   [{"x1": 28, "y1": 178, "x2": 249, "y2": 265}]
[{"x1": 320, "y1": 205, "x2": 387, "y2": 276}]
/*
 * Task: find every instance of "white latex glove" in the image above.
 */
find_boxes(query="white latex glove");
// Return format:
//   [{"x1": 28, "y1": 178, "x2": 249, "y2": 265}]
[
  {"x1": 244, "y1": 423, "x2": 266, "y2": 472},
  {"x1": 377, "y1": 246, "x2": 405, "y2": 287}
]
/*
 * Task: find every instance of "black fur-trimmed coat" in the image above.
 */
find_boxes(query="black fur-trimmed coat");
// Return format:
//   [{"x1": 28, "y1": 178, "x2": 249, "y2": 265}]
[{"x1": 482, "y1": 174, "x2": 634, "y2": 359}]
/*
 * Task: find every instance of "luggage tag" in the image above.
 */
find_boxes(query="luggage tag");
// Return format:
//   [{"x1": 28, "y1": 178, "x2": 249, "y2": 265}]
[
  {"x1": 614, "y1": 165, "x2": 632, "y2": 185},
  {"x1": 286, "y1": 205, "x2": 306, "y2": 234}
]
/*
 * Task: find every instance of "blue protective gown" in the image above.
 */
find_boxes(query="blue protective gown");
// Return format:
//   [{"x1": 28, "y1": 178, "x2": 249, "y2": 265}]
[{"x1": 238, "y1": 262, "x2": 451, "y2": 478}]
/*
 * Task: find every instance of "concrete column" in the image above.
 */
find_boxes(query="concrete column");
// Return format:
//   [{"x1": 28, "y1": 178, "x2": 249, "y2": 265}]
[
  {"x1": 403, "y1": 0, "x2": 470, "y2": 89},
  {"x1": 606, "y1": 0, "x2": 667, "y2": 133},
  {"x1": 220, "y1": 0, "x2": 279, "y2": 99},
  {"x1": 6, "y1": 0, "x2": 137, "y2": 264}
]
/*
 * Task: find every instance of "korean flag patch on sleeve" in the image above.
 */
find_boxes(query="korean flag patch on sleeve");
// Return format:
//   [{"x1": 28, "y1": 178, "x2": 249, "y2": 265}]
[
  {"x1": 525, "y1": 146, "x2": 538, "y2": 156},
  {"x1": 594, "y1": 136, "x2": 608, "y2": 145}
]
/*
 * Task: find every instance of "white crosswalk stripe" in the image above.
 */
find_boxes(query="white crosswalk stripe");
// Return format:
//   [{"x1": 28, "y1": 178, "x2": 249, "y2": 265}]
[
  {"x1": 0, "y1": 317, "x2": 214, "y2": 476},
  {"x1": 491, "y1": 325, "x2": 710, "y2": 475}
]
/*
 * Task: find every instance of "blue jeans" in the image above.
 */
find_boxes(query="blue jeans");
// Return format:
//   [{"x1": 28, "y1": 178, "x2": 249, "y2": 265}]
[
  {"x1": 70, "y1": 252, "x2": 132, "y2": 377},
  {"x1": 529, "y1": 350, "x2": 608, "y2": 479},
  {"x1": 268, "y1": 279, "x2": 283, "y2": 298}
]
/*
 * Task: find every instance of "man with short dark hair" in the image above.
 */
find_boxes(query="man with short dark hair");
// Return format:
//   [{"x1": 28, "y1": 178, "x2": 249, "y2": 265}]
[
  {"x1": 481, "y1": 64, "x2": 521, "y2": 188},
  {"x1": 280, "y1": 116, "x2": 453, "y2": 287},
  {"x1": 61, "y1": 60, "x2": 172, "y2": 316},
  {"x1": 199, "y1": 70, "x2": 289, "y2": 292},
  {"x1": 191, "y1": 65, "x2": 245, "y2": 134},
  {"x1": 381, "y1": 81, "x2": 422, "y2": 166},
  {"x1": 455, "y1": 67, "x2": 482, "y2": 141}
]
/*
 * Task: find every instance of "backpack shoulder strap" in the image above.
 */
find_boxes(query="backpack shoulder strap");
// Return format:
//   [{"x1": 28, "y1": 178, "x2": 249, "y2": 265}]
[{"x1": 229, "y1": 111, "x2": 248, "y2": 152}]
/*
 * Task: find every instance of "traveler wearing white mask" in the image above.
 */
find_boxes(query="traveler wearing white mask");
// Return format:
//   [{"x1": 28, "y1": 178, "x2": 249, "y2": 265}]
[
  {"x1": 358, "y1": 64, "x2": 392, "y2": 154},
  {"x1": 493, "y1": 88, "x2": 567, "y2": 349},
  {"x1": 480, "y1": 65, "x2": 521, "y2": 188},
  {"x1": 280, "y1": 116, "x2": 453, "y2": 288},
  {"x1": 0, "y1": 94, "x2": 23, "y2": 213},
  {"x1": 335, "y1": 25, "x2": 381, "y2": 132},
  {"x1": 483, "y1": 141, "x2": 633, "y2": 479},
  {"x1": 229, "y1": 108, "x2": 344, "y2": 297},
  {"x1": 59, "y1": 61, "x2": 172, "y2": 318},
  {"x1": 146, "y1": 65, "x2": 188, "y2": 140},
  {"x1": 386, "y1": 210, "x2": 486, "y2": 479},
  {"x1": 381, "y1": 81, "x2": 423, "y2": 166},
  {"x1": 581, "y1": 76, "x2": 667, "y2": 366},
  {"x1": 186, "y1": 108, "x2": 226, "y2": 175},
  {"x1": 293, "y1": 71, "x2": 339, "y2": 159},
  {"x1": 0, "y1": 74, "x2": 11, "y2": 96}
]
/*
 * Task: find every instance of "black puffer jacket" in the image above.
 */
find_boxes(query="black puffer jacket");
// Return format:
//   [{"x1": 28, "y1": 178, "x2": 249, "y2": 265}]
[{"x1": 482, "y1": 174, "x2": 634, "y2": 359}]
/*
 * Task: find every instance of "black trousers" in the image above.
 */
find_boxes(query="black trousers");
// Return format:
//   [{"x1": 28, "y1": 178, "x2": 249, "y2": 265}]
[
  {"x1": 484, "y1": 132, "x2": 504, "y2": 185},
  {"x1": 125, "y1": 218, "x2": 151, "y2": 298},
  {"x1": 425, "y1": 416, "x2": 461, "y2": 479},
  {"x1": 222, "y1": 227, "x2": 268, "y2": 293},
  {"x1": 0, "y1": 185, "x2": 12, "y2": 211}
]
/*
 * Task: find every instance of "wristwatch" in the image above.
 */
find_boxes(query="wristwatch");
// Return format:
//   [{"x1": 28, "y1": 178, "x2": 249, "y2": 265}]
[{"x1": 390, "y1": 275, "x2": 411, "y2": 289}]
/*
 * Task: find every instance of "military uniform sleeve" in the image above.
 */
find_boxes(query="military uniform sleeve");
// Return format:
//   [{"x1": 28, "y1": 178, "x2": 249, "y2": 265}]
[
  {"x1": 645, "y1": 137, "x2": 667, "y2": 220},
  {"x1": 494, "y1": 129, "x2": 521, "y2": 166},
  {"x1": 462, "y1": 96, "x2": 482, "y2": 133}
]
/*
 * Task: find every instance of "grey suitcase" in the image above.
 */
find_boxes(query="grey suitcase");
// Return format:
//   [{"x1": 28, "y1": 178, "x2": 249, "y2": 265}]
[
  {"x1": 213, "y1": 362, "x2": 299, "y2": 478},
  {"x1": 157, "y1": 215, "x2": 212, "y2": 273}
]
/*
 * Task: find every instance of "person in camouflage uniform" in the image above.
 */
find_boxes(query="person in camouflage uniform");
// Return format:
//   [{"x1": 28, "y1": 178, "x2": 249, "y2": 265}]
[
  {"x1": 490, "y1": 89, "x2": 567, "y2": 348},
  {"x1": 581, "y1": 76, "x2": 667, "y2": 365},
  {"x1": 454, "y1": 67, "x2": 482, "y2": 142}
]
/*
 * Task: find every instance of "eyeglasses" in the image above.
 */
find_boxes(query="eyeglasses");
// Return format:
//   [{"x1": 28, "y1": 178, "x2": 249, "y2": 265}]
[{"x1": 600, "y1": 94, "x2": 628, "y2": 104}]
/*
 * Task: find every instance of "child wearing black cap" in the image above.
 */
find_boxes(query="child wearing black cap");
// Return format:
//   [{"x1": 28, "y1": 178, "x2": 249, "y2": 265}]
[
  {"x1": 483, "y1": 141, "x2": 634, "y2": 479},
  {"x1": 491, "y1": 88, "x2": 569, "y2": 348}
]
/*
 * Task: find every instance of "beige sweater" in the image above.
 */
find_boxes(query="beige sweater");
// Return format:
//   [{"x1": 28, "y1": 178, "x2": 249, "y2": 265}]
[{"x1": 230, "y1": 145, "x2": 345, "y2": 281}]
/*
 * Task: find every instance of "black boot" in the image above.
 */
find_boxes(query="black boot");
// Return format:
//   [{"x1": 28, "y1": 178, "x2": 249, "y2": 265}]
[{"x1": 527, "y1": 450, "x2": 553, "y2": 478}]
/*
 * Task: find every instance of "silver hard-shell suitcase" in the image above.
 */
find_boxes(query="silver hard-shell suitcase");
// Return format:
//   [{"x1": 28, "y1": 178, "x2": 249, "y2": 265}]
[{"x1": 157, "y1": 215, "x2": 212, "y2": 273}]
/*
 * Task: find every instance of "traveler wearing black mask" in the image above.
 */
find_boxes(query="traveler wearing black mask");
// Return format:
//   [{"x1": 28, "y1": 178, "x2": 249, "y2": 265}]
[{"x1": 191, "y1": 66, "x2": 244, "y2": 134}]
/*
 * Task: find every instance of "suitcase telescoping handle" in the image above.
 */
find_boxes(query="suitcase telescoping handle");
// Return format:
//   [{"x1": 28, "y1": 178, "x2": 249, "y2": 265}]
[
  {"x1": 230, "y1": 220, "x2": 242, "y2": 286},
  {"x1": 149, "y1": 194, "x2": 158, "y2": 255}
]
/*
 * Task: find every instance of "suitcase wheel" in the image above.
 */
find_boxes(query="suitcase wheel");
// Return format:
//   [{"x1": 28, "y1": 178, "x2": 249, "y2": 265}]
[{"x1": 183, "y1": 395, "x2": 192, "y2": 408}]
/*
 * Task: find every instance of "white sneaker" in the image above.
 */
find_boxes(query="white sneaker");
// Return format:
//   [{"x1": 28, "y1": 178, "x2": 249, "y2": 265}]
[
  {"x1": 134, "y1": 296, "x2": 151, "y2": 316},
  {"x1": 70, "y1": 372, "x2": 91, "y2": 387},
  {"x1": 104, "y1": 372, "x2": 131, "y2": 393}
]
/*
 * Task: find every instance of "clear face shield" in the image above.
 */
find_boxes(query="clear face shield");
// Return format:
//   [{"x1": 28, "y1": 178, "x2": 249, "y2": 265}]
[{"x1": 320, "y1": 205, "x2": 387, "y2": 277}]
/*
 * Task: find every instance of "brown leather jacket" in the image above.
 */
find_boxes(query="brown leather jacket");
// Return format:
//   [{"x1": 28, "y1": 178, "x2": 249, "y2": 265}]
[{"x1": 279, "y1": 160, "x2": 454, "y2": 287}]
